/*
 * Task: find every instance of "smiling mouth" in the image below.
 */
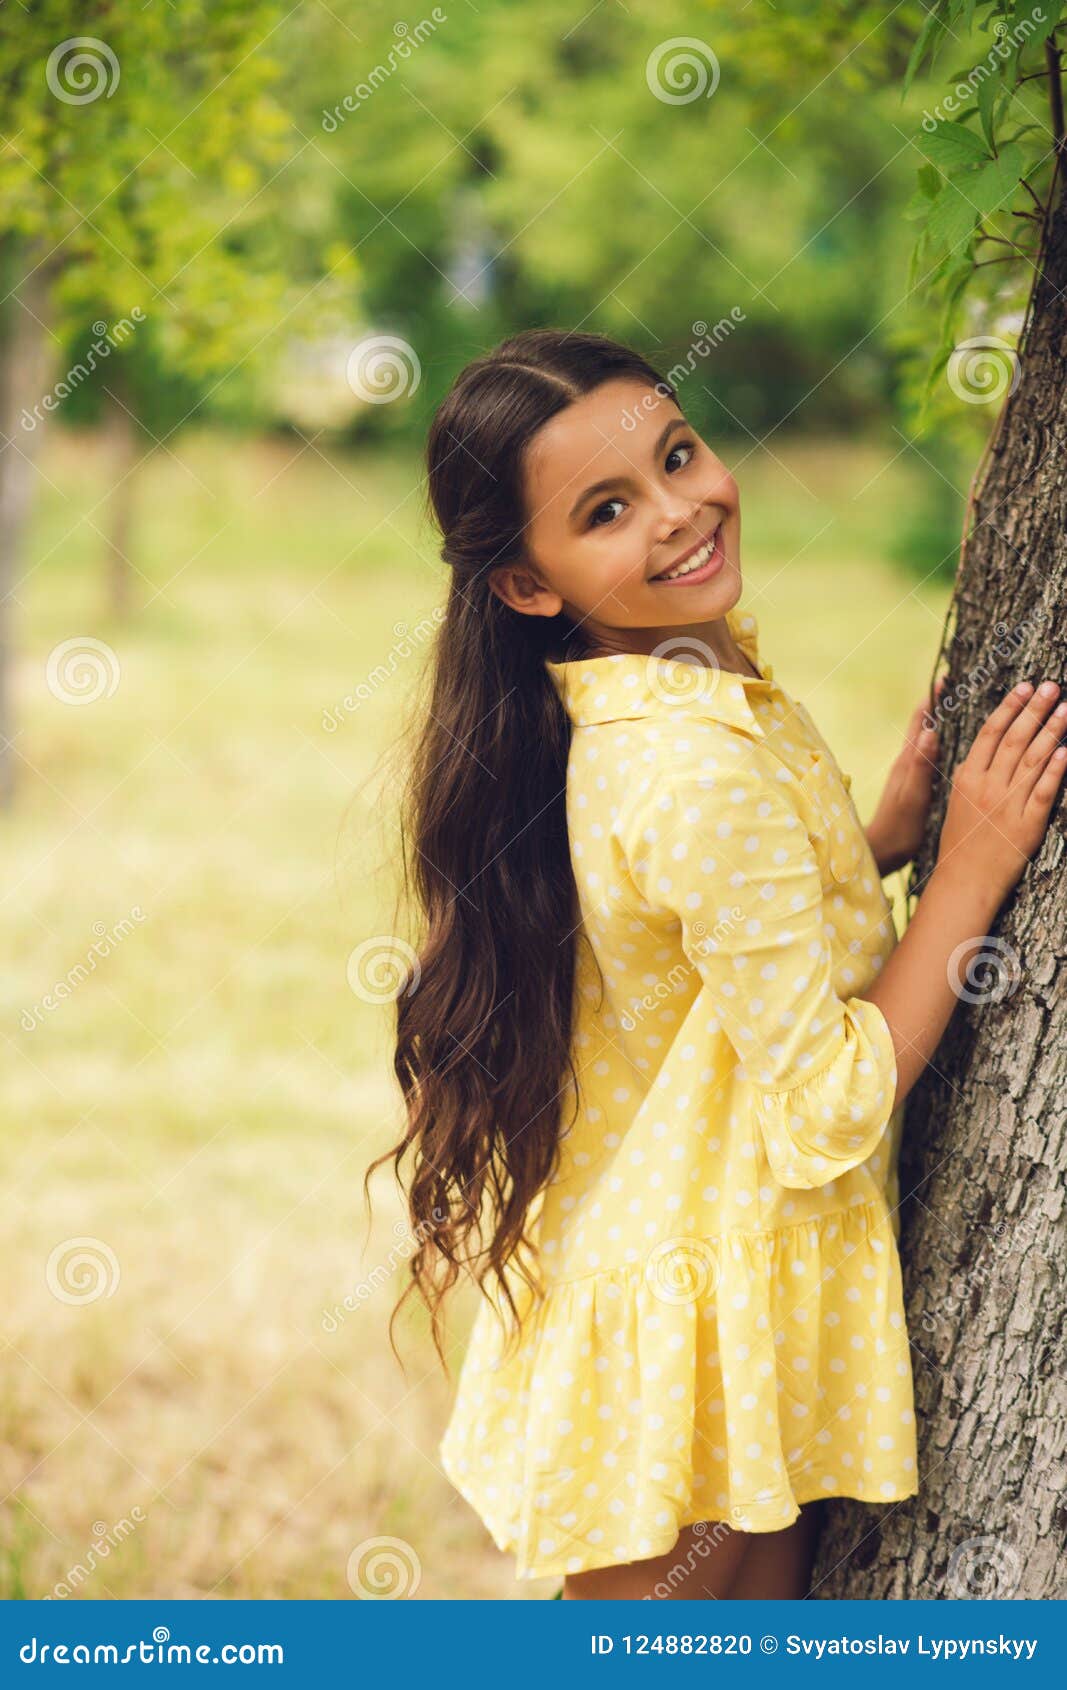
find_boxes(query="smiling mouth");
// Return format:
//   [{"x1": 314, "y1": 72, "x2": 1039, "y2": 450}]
[{"x1": 651, "y1": 520, "x2": 724, "y2": 583}]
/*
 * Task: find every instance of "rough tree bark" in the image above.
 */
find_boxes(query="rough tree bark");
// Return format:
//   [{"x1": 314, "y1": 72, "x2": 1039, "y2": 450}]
[{"x1": 812, "y1": 143, "x2": 1067, "y2": 1601}]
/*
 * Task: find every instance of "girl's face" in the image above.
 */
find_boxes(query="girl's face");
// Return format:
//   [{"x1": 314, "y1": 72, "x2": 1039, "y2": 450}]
[{"x1": 489, "y1": 376, "x2": 742, "y2": 656}]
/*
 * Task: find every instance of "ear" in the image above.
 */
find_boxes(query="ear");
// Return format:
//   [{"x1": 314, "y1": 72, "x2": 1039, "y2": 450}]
[{"x1": 487, "y1": 561, "x2": 564, "y2": 620}]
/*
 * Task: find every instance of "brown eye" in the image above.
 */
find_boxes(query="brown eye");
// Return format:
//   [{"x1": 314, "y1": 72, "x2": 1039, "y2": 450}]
[
  {"x1": 590, "y1": 497, "x2": 625, "y2": 528},
  {"x1": 666, "y1": 442, "x2": 695, "y2": 472}
]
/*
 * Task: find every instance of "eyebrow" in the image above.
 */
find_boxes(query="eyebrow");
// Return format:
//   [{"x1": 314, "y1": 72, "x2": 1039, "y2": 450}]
[{"x1": 567, "y1": 416, "x2": 688, "y2": 522}]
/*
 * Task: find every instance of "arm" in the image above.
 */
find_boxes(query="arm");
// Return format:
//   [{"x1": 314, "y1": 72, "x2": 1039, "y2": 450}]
[
  {"x1": 859, "y1": 678, "x2": 1067, "y2": 1107},
  {"x1": 619, "y1": 740, "x2": 900, "y2": 1190},
  {"x1": 859, "y1": 864, "x2": 1003, "y2": 1101}
]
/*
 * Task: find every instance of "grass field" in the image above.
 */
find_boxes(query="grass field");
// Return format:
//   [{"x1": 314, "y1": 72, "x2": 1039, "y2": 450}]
[{"x1": 0, "y1": 425, "x2": 951, "y2": 1599}]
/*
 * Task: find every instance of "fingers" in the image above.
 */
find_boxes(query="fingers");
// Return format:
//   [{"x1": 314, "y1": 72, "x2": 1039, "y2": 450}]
[
  {"x1": 1026, "y1": 735, "x2": 1067, "y2": 814},
  {"x1": 1016, "y1": 696, "x2": 1067, "y2": 796},
  {"x1": 969, "y1": 680, "x2": 1041, "y2": 773},
  {"x1": 989, "y1": 679, "x2": 1064, "y2": 783},
  {"x1": 907, "y1": 676, "x2": 945, "y2": 766}
]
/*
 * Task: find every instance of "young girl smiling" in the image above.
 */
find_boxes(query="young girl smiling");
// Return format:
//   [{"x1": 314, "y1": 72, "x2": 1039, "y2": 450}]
[{"x1": 372, "y1": 329, "x2": 1067, "y2": 1600}]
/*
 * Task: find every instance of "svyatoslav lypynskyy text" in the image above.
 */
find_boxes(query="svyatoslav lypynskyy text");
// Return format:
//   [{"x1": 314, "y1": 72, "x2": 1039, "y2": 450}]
[{"x1": 787, "y1": 1636, "x2": 1037, "y2": 1661}]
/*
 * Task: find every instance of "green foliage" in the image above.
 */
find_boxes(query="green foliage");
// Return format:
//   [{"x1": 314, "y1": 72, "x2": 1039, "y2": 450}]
[
  {"x1": 895, "y1": 0, "x2": 1065, "y2": 426},
  {"x1": 0, "y1": 0, "x2": 356, "y2": 430}
]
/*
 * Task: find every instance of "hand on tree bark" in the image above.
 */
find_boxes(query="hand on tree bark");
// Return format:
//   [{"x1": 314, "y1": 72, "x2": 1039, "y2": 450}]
[
  {"x1": 865, "y1": 678, "x2": 945, "y2": 876},
  {"x1": 937, "y1": 677, "x2": 1067, "y2": 898}
]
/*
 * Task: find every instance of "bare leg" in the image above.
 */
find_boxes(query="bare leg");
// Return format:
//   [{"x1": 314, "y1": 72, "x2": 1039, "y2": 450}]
[
  {"x1": 562, "y1": 1519, "x2": 750, "y2": 1600},
  {"x1": 727, "y1": 1502, "x2": 823, "y2": 1599}
]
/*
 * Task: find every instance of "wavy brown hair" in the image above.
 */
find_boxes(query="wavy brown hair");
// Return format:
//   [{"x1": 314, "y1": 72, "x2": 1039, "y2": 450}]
[{"x1": 364, "y1": 328, "x2": 677, "y2": 1371}]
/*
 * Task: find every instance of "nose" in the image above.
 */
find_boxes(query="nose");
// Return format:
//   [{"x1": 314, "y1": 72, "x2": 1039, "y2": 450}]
[{"x1": 655, "y1": 495, "x2": 705, "y2": 541}]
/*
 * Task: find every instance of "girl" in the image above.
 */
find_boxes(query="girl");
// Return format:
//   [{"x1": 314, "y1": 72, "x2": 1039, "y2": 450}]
[{"x1": 368, "y1": 329, "x2": 1066, "y2": 1600}]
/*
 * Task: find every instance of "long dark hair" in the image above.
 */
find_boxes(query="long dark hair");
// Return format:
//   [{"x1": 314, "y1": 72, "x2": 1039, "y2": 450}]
[{"x1": 365, "y1": 329, "x2": 677, "y2": 1370}]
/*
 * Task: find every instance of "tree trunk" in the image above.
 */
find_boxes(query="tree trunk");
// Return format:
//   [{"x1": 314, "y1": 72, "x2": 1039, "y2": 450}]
[
  {"x1": 0, "y1": 237, "x2": 63, "y2": 810},
  {"x1": 101, "y1": 377, "x2": 144, "y2": 619},
  {"x1": 812, "y1": 152, "x2": 1067, "y2": 1601}
]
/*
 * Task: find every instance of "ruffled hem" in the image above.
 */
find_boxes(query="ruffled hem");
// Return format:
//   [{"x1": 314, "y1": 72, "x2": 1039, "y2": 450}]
[{"x1": 439, "y1": 1199, "x2": 917, "y2": 1582}]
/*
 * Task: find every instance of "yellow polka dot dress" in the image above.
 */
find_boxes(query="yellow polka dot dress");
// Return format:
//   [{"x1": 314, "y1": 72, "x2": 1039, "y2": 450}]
[{"x1": 438, "y1": 605, "x2": 918, "y2": 1582}]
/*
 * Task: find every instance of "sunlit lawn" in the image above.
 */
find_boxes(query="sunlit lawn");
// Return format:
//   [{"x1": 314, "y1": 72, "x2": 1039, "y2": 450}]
[{"x1": 0, "y1": 425, "x2": 950, "y2": 1599}]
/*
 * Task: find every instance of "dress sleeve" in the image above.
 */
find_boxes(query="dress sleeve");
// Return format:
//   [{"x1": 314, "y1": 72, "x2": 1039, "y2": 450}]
[{"x1": 617, "y1": 745, "x2": 899, "y2": 1189}]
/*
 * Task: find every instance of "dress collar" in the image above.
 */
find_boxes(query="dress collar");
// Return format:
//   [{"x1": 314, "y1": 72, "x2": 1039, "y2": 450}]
[{"x1": 544, "y1": 605, "x2": 774, "y2": 737}]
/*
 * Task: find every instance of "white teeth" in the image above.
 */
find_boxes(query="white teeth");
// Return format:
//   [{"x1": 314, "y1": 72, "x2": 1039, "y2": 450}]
[{"x1": 656, "y1": 528, "x2": 720, "y2": 581}]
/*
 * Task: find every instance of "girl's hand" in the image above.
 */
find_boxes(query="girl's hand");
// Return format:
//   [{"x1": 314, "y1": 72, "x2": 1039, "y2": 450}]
[
  {"x1": 937, "y1": 678, "x2": 1067, "y2": 900},
  {"x1": 865, "y1": 678, "x2": 944, "y2": 876}
]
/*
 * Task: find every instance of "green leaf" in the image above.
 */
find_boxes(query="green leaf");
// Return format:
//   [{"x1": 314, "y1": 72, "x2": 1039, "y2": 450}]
[
  {"x1": 938, "y1": 258, "x2": 977, "y2": 335},
  {"x1": 904, "y1": 3, "x2": 950, "y2": 96},
  {"x1": 925, "y1": 182, "x2": 981, "y2": 251},
  {"x1": 969, "y1": 142, "x2": 1025, "y2": 215},
  {"x1": 905, "y1": 163, "x2": 954, "y2": 222},
  {"x1": 976, "y1": 61, "x2": 1001, "y2": 151},
  {"x1": 918, "y1": 118, "x2": 991, "y2": 171}
]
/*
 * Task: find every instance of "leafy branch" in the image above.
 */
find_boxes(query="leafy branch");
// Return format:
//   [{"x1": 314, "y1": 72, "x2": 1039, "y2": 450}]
[{"x1": 900, "y1": 0, "x2": 1066, "y2": 418}]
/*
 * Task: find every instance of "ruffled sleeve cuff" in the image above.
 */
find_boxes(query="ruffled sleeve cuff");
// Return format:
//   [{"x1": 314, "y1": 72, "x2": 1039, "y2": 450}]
[{"x1": 752, "y1": 997, "x2": 898, "y2": 1190}]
